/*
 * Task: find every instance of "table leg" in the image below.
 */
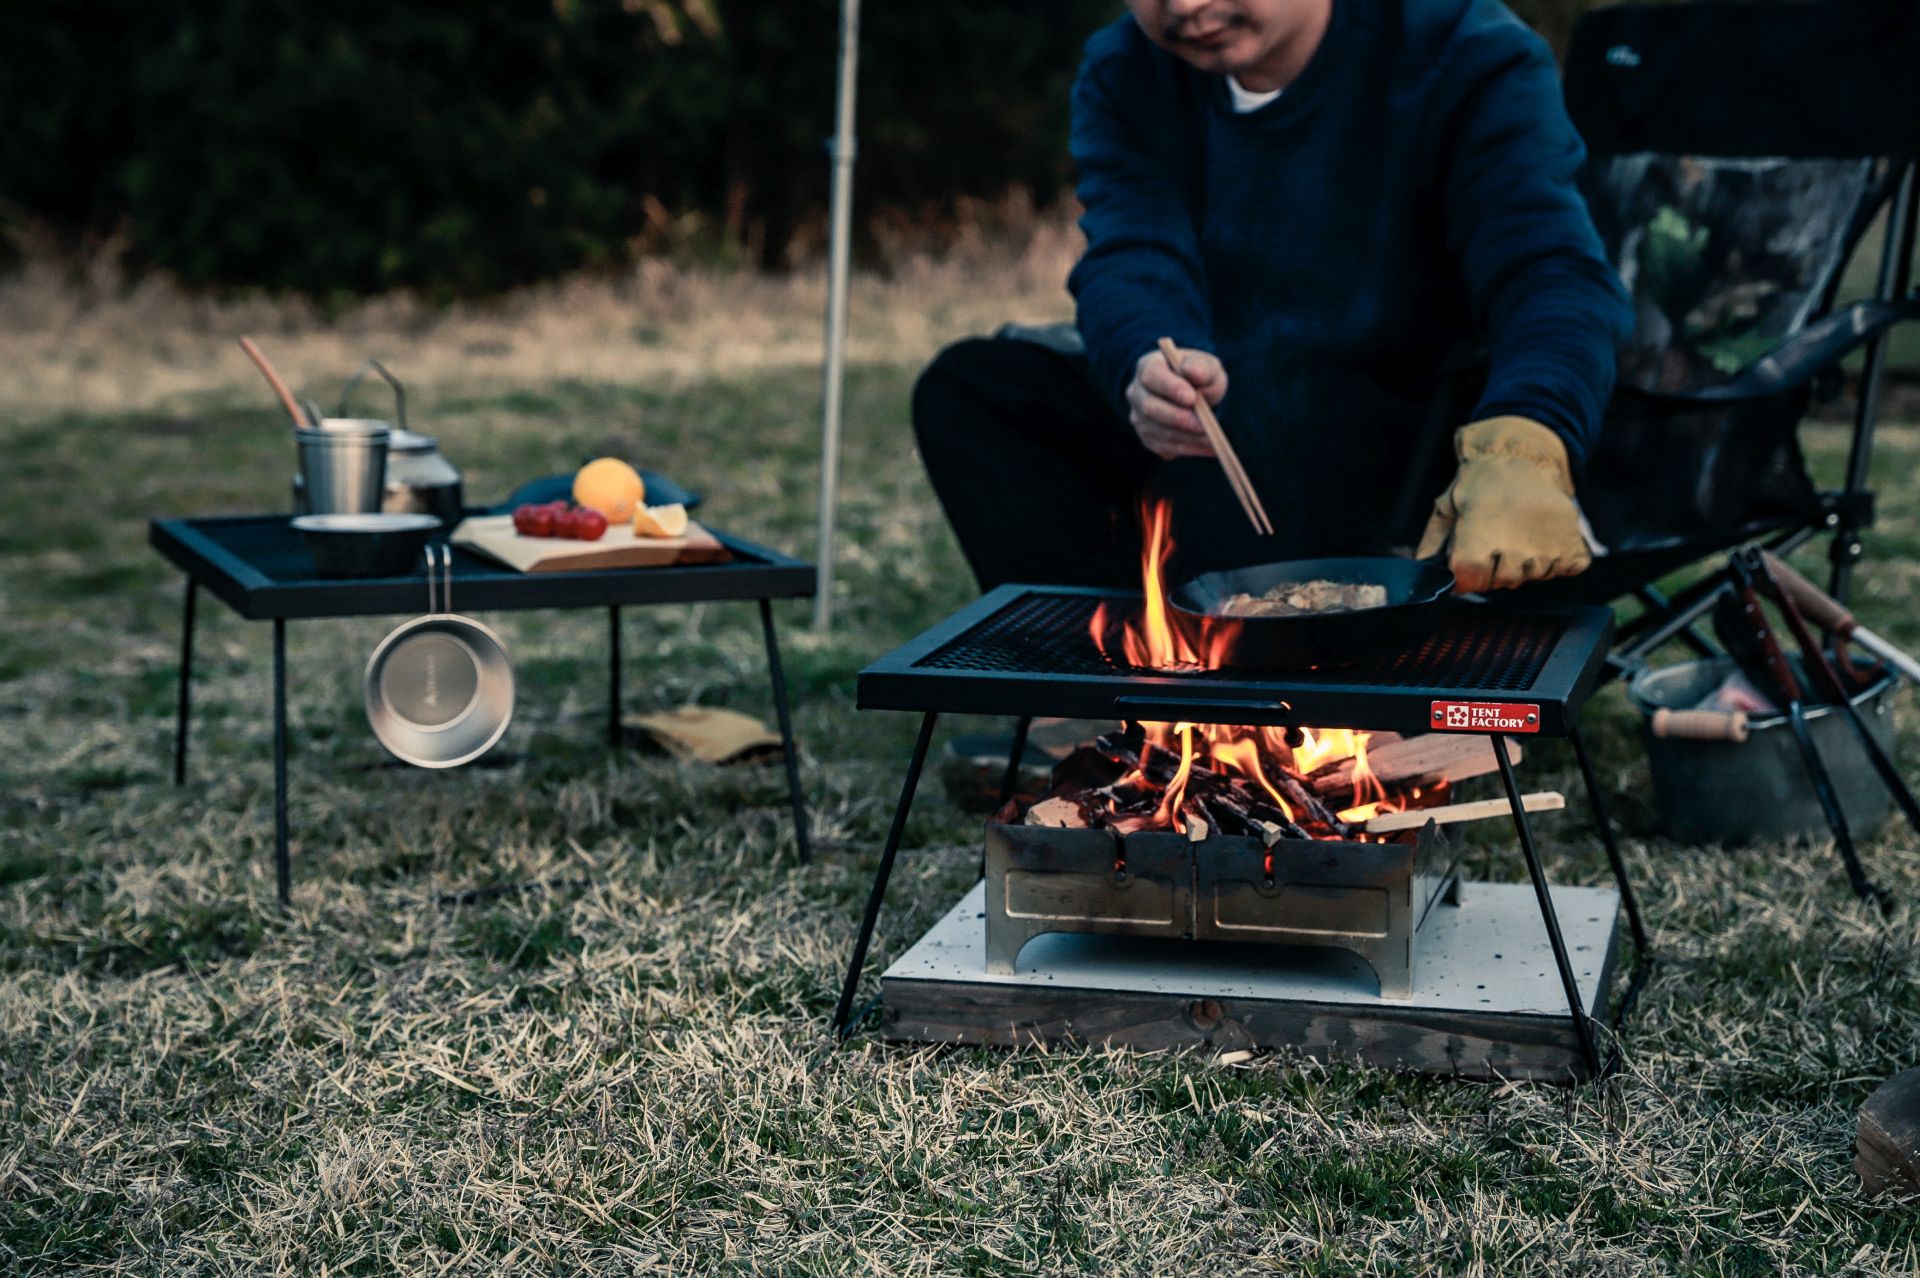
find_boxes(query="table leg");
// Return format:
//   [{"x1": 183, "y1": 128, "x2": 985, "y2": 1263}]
[
  {"x1": 997, "y1": 715, "x2": 1033, "y2": 811},
  {"x1": 273, "y1": 618, "x2": 290, "y2": 907},
  {"x1": 1569, "y1": 724, "x2": 1654, "y2": 1042},
  {"x1": 173, "y1": 577, "x2": 197, "y2": 786},
  {"x1": 759, "y1": 598, "x2": 812, "y2": 864},
  {"x1": 833, "y1": 711, "x2": 939, "y2": 1037},
  {"x1": 1567, "y1": 725, "x2": 1648, "y2": 955},
  {"x1": 1492, "y1": 735, "x2": 1600, "y2": 1080},
  {"x1": 608, "y1": 605, "x2": 623, "y2": 747}
]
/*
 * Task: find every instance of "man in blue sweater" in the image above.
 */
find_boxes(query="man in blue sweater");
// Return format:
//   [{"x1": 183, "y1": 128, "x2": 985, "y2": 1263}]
[{"x1": 913, "y1": 0, "x2": 1632, "y2": 594}]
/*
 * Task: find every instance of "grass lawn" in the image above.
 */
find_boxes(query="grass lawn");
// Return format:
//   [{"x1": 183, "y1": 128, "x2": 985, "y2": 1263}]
[{"x1": 2, "y1": 298, "x2": 1919, "y2": 1273}]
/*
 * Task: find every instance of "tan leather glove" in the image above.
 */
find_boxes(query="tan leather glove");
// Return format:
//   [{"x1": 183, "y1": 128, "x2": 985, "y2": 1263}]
[{"x1": 1416, "y1": 415, "x2": 1591, "y2": 594}]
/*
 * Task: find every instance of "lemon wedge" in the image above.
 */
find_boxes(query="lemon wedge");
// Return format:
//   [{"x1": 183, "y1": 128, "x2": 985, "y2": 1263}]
[{"x1": 632, "y1": 502, "x2": 689, "y2": 538}]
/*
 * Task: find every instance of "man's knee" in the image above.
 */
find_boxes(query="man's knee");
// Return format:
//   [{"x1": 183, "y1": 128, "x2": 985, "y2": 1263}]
[{"x1": 912, "y1": 337, "x2": 1005, "y2": 455}]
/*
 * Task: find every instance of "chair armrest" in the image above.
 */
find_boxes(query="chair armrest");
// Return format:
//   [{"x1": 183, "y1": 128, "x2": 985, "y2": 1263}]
[{"x1": 1620, "y1": 293, "x2": 1920, "y2": 407}]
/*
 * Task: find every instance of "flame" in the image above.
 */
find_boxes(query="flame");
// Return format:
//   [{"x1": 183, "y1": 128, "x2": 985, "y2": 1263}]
[
  {"x1": 1077, "y1": 498, "x2": 1421, "y2": 839},
  {"x1": 1088, "y1": 499, "x2": 1233, "y2": 671},
  {"x1": 1206, "y1": 733, "x2": 1294, "y2": 821},
  {"x1": 1153, "y1": 723, "x2": 1198, "y2": 830}
]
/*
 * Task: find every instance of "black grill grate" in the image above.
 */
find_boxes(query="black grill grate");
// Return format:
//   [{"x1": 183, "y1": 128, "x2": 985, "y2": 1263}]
[{"x1": 914, "y1": 590, "x2": 1564, "y2": 693}]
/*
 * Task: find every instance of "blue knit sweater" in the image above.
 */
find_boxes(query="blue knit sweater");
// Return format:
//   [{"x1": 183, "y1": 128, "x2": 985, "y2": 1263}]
[{"x1": 1067, "y1": 0, "x2": 1632, "y2": 523}]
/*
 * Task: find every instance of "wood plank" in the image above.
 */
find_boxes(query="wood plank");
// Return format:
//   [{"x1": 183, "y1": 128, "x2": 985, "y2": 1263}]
[
  {"x1": 1364, "y1": 791, "x2": 1564, "y2": 834},
  {"x1": 880, "y1": 880, "x2": 1620, "y2": 1082},
  {"x1": 880, "y1": 983, "x2": 1593, "y2": 1081},
  {"x1": 451, "y1": 514, "x2": 731, "y2": 573},
  {"x1": 1310, "y1": 733, "x2": 1521, "y2": 796}
]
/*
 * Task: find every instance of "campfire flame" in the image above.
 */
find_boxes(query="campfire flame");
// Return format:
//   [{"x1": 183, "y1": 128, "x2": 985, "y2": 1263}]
[{"x1": 1085, "y1": 500, "x2": 1424, "y2": 838}]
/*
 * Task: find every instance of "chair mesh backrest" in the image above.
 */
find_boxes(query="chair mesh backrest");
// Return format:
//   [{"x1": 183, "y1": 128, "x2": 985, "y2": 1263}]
[
  {"x1": 1557, "y1": 0, "x2": 1920, "y2": 557},
  {"x1": 1583, "y1": 154, "x2": 1890, "y2": 393},
  {"x1": 1565, "y1": 0, "x2": 1920, "y2": 393}
]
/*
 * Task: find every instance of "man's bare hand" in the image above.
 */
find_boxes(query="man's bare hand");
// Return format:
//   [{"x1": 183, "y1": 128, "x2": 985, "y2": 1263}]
[{"x1": 1127, "y1": 346, "x2": 1228, "y2": 460}]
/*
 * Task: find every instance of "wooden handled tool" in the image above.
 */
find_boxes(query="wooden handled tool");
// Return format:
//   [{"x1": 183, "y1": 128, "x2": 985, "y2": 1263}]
[
  {"x1": 1760, "y1": 551, "x2": 1920, "y2": 685},
  {"x1": 1363, "y1": 790, "x2": 1564, "y2": 834},
  {"x1": 1651, "y1": 707, "x2": 1750, "y2": 743},
  {"x1": 1157, "y1": 337, "x2": 1273, "y2": 535},
  {"x1": 239, "y1": 337, "x2": 307, "y2": 428}
]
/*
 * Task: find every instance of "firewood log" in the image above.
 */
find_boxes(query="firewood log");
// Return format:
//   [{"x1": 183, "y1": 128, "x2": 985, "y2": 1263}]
[
  {"x1": 1024, "y1": 794, "x2": 1095, "y2": 829},
  {"x1": 1050, "y1": 744, "x2": 1129, "y2": 792},
  {"x1": 1093, "y1": 732, "x2": 1144, "y2": 771},
  {"x1": 1858, "y1": 1068, "x2": 1920, "y2": 1199},
  {"x1": 1274, "y1": 773, "x2": 1345, "y2": 831},
  {"x1": 1307, "y1": 733, "x2": 1522, "y2": 796}
]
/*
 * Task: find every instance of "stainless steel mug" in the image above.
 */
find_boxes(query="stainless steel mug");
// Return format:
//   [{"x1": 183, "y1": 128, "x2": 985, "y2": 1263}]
[{"x1": 295, "y1": 419, "x2": 390, "y2": 514}]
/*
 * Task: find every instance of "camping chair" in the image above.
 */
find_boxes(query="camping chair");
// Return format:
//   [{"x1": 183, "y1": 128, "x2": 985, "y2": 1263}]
[{"x1": 1512, "y1": 0, "x2": 1920, "y2": 678}]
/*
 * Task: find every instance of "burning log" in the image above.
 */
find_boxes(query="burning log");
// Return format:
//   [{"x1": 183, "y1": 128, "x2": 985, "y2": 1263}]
[
  {"x1": 1272, "y1": 772, "x2": 1348, "y2": 833},
  {"x1": 1307, "y1": 733, "x2": 1520, "y2": 796},
  {"x1": 1049, "y1": 743, "x2": 1130, "y2": 793}
]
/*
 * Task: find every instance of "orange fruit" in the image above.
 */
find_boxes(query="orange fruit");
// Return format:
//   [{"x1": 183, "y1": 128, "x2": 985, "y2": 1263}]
[
  {"x1": 632, "y1": 502, "x2": 689, "y2": 538},
  {"x1": 572, "y1": 458, "x2": 644, "y2": 522}
]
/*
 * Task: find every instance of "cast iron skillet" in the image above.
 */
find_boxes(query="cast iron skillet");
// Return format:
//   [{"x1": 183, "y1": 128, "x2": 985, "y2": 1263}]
[{"x1": 1169, "y1": 556, "x2": 1456, "y2": 670}]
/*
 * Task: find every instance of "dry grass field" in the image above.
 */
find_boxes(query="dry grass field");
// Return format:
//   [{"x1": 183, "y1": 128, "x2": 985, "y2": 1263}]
[{"x1": 3, "y1": 237, "x2": 1919, "y2": 1275}]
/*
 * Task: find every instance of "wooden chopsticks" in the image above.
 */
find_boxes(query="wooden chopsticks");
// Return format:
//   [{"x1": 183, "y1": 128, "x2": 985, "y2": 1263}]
[{"x1": 1157, "y1": 337, "x2": 1272, "y2": 535}]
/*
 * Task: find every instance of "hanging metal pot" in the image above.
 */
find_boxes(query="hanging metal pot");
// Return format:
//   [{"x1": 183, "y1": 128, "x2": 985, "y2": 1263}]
[{"x1": 365, "y1": 545, "x2": 513, "y2": 768}]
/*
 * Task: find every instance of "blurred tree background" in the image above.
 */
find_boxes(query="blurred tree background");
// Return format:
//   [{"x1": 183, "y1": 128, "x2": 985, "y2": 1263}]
[{"x1": 0, "y1": 0, "x2": 1605, "y2": 299}]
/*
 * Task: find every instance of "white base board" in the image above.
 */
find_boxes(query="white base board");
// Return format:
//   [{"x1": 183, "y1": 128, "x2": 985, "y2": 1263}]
[{"x1": 879, "y1": 880, "x2": 1621, "y2": 1080}]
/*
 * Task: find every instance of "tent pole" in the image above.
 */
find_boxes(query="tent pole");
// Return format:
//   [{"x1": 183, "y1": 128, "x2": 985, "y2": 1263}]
[{"x1": 813, "y1": 0, "x2": 862, "y2": 631}]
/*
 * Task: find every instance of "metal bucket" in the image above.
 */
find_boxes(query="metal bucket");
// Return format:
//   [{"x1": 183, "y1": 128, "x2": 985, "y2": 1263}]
[{"x1": 1628, "y1": 655, "x2": 1897, "y2": 844}]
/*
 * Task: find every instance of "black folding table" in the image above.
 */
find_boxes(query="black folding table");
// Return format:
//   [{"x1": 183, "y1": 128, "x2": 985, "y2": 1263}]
[{"x1": 150, "y1": 513, "x2": 817, "y2": 903}]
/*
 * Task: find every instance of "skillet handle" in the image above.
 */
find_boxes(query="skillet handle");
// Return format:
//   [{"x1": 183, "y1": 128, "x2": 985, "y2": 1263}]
[{"x1": 1113, "y1": 696, "x2": 1292, "y2": 726}]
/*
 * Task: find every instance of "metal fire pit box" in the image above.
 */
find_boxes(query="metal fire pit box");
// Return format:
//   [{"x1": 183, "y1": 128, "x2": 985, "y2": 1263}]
[{"x1": 984, "y1": 820, "x2": 1460, "y2": 1000}]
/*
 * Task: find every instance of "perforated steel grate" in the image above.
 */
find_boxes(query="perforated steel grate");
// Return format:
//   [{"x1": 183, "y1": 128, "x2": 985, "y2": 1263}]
[{"x1": 913, "y1": 590, "x2": 1564, "y2": 693}]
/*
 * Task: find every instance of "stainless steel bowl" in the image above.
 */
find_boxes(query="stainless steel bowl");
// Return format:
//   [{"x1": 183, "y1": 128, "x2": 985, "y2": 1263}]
[{"x1": 293, "y1": 512, "x2": 441, "y2": 578}]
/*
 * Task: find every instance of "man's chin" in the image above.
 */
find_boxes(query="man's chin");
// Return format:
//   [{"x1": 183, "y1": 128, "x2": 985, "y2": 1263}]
[{"x1": 1168, "y1": 35, "x2": 1262, "y2": 76}]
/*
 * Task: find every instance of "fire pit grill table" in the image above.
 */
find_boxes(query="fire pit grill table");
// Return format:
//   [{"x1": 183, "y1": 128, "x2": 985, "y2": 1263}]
[{"x1": 835, "y1": 584, "x2": 1651, "y2": 1081}]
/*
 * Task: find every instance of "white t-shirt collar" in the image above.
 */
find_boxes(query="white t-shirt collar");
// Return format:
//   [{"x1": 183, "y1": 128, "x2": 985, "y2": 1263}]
[{"x1": 1227, "y1": 74, "x2": 1283, "y2": 113}]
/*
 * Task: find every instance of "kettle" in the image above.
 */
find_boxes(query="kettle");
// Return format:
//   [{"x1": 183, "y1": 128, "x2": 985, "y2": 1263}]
[{"x1": 292, "y1": 359, "x2": 465, "y2": 527}]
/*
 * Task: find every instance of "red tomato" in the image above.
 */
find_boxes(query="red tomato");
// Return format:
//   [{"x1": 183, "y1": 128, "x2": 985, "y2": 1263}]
[
  {"x1": 554, "y1": 509, "x2": 583, "y2": 539},
  {"x1": 573, "y1": 508, "x2": 608, "y2": 541},
  {"x1": 512, "y1": 504, "x2": 538, "y2": 535},
  {"x1": 524, "y1": 505, "x2": 556, "y2": 537}
]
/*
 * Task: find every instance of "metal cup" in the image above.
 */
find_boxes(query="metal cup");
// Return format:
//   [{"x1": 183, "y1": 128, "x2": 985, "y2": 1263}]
[{"x1": 295, "y1": 420, "x2": 389, "y2": 514}]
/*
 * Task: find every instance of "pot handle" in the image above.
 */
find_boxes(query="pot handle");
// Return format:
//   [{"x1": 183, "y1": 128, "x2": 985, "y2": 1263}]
[
  {"x1": 340, "y1": 358, "x2": 407, "y2": 431},
  {"x1": 423, "y1": 543, "x2": 453, "y2": 616}
]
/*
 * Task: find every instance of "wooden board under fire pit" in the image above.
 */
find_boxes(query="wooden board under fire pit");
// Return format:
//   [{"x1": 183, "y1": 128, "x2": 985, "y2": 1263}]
[
  {"x1": 450, "y1": 514, "x2": 732, "y2": 573},
  {"x1": 880, "y1": 880, "x2": 1620, "y2": 1082}
]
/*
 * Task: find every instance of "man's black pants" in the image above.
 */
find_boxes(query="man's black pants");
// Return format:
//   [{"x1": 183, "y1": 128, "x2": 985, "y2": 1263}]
[{"x1": 913, "y1": 334, "x2": 1445, "y2": 592}]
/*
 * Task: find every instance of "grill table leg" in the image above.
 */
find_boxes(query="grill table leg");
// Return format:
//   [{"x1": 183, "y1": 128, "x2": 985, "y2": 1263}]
[
  {"x1": 173, "y1": 577, "x2": 197, "y2": 786},
  {"x1": 997, "y1": 715, "x2": 1033, "y2": 810},
  {"x1": 1569, "y1": 725, "x2": 1653, "y2": 1041},
  {"x1": 1492, "y1": 735, "x2": 1600, "y2": 1079},
  {"x1": 608, "y1": 605, "x2": 623, "y2": 747},
  {"x1": 272, "y1": 618, "x2": 291, "y2": 907},
  {"x1": 833, "y1": 711, "x2": 939, "y2": 1036},
  {"x1": 1568, "y1": 726, "x2": 1648, "y2": 955},
  {"x1": 759, "y1": 599, "x2": 811, "y2": 864}
]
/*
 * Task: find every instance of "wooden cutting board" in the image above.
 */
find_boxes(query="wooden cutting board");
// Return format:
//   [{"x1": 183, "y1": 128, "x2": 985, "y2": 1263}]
[{"x1": 451, "y1": 514, "x2": 732, "y2": 572}]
